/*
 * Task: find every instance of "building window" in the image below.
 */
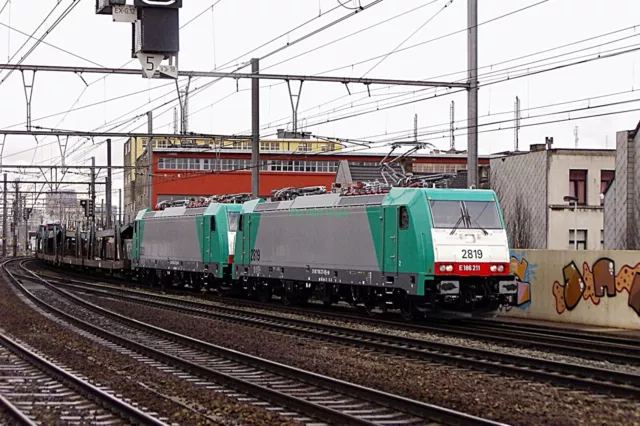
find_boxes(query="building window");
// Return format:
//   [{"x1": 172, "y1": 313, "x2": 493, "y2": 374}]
[
  {"x1": 260, "y1": 142, "x2": 279, "y2": 151},
  {"x1": 569, "y1": 170, "x2": 587, "y2": 205},
  {"x1": 600, "y1": 170, "x2": 614, "y2": 205},
  {"x1": 569, "y1": 229, "x2": 587, "y2": 250}
]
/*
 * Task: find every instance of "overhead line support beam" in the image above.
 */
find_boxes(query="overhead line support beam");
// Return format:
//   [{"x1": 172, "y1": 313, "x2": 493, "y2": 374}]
[
  {"x1": 0, "y1": 63, "x2": 470, "y2": 89},
  {"x1": 0, "y1": 130, "x2": 249, "y2": 139}
]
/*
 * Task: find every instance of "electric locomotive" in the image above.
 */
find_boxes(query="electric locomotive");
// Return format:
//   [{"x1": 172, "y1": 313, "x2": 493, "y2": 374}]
[
  {"x1": 36, "y1": 187, "x2": 517, "y2": 319},
  {"x1": 131, "y1": 202, "x2": 241, "y2": 290},
  {"x1": 233, "y1": 187, "x2": 516, "y2": 319}
]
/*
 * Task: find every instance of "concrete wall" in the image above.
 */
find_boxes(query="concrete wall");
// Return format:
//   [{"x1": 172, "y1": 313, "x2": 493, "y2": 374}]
[
  {"x1": 499, "y1": 249, "x2": 640, "y2": 330},
  {"x1": 546, "y1": 152, "x2": 614, "y2": 206},
  {"x1": 603, "y1": 185, "x2": 616, "y2": 249},
  {"x1": 490, "y1": 151, "x2": 548, "y2": 249},
  {"x1": 548, "y1": 209, "x2": 604, "y2": 250},
  {"x1": 545, "y1": 152, "x2": 613, "y2": 250}
]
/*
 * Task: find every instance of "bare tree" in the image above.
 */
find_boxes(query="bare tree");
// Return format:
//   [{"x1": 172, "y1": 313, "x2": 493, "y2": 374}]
[{"x1": 507, "y1": 194, "x2": 532, "y2": 249}]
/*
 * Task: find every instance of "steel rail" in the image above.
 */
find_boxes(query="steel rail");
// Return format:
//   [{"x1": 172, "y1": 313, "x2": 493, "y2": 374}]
[
  {"x1": 9, "y1": 260, "x2": 504, "y2": 426},
  {"x1": 41, "y1": 273, "x2": 640, "y2": 401},
  {"x1": 34, "y1": 262, "x2": 640, "y2": 360},
  {"x1": 0, "y1": 393, "x2": 37, "y2": 426},
  {"x1": 0, "y1": 261, "x2": 169, "y2": 426}
]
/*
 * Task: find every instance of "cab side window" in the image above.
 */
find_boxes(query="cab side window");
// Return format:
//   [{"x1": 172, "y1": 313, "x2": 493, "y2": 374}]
[
  {"x1": 239, "y1": 215, "x2": 244, "y2": 232},
  {"x1": 399, "y1": 206, "x2": 409, "y2": 230},
  {"x1": 210, "y1": 217, "x2": 216, "y2": 232}
]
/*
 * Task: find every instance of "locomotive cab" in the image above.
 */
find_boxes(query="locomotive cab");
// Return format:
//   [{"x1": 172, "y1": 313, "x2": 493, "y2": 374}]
[{"x1": 423, "y1": 189, "x2": 516, "y2": 314}]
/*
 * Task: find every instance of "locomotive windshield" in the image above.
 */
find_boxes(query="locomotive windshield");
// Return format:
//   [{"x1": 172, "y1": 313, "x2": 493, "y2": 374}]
[
  {"x1": 429, "y1": 200, "x2": 503, "y2": 230},
  {"x1": 228, "y1": 211, "x2": 240, "y2": 232}
]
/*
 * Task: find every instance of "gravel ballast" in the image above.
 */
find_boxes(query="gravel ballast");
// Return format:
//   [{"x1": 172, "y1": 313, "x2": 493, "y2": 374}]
[
  {"x1": 78, "y1": 292, "x2": 640, "y2": 426},
  {"x1": 0, "y1": 272, "x2": 300, "y2": 426},
  {"x1": 66, "y1": 277, "x2": 639, "y2": 376}
]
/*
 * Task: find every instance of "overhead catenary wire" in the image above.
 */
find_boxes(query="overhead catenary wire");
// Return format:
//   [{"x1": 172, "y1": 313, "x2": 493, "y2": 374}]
[
  {"x1": 112, "y1": 101, "x2": 640, "y2": 195},
  {"x1": 0, "y1": 0, "x2": 81, "y2": 86},
  {"x1": 6, "y1": 35, "x2": 636, "y2": 180},
  {"x1": 262, "y1": 0, "x2": 441, "y2": 72},
  {"x1": 272, "y1": 29, "x2": 640, "y2": 131},
  {"x1": 259, "y1": 43, "x2": 640, "y2": 138},
  {"x1": 5, "y1": 93, "x2": 637, "y2": 200},
  {"x1": 361, "y1": 0, "x2": 453, "y2": 78},
  {"x1": 241, "y1": 4, "x2": 622, "y2": 135},
  {"x1": 19, "y1": 0, "x2": 381, "y2": 168},
  {"x1": 49, "y1": 0, "x2": 389, "y2": 165},
  {"x1": 3, "y1": 0, "x2": 550, "y2": 140}
]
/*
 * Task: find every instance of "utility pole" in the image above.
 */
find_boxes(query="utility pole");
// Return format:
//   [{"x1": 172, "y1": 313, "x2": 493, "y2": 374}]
[
  {"x1": 414, "y1": 114, "x2": 418, "y2": 143},
  {"x1": 467, "y1": 0, "x2": 478, "y2": 189},
  {"x1": 147, "y1": 111, "x2": 154, "y2": 208},
  {"x1": 251, "y1": 58, "x2": 260, "y2": 198},
  {"x1": 450, "y1": 101, "x2": 455, "y2": 151},
  {"x1": 514, "y1": 96, "x2": 521, "y2": 152},
  {"x1": 118, "y1": 189, "x2": 122, "y2": 225},
  {"x1": 173, "y1": 108, "x2": 178, "y2": 134},
  {"x1": 2, "y1": 173, "x2": 6, "y2": 257},
  {"x1": 90, "y1": 157, "x2": 96, "y2": 258},
  {"x1": 23, "y1": 197, "x2": 30, "y2": 254},
  {"x1": 12, "y1": 181, "x2": 18, "y2": 257},
  {"x1": 106, "y1": 138, "x2": 112, "y2": 229}
]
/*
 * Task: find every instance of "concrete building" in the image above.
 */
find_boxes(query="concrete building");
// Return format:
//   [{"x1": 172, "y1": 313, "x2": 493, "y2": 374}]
[
  {"x1": 491, "y1": 138, "x2": 615, "y2": 250},
  {"x1": 603, "y1": 122, "x2": 640, "y2": 249},
  {"x1": 44, "y1": 191, "x2": 86, "y2": 228}
]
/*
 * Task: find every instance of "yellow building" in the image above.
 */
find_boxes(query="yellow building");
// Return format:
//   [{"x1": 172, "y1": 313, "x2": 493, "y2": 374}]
[
  {"x1": 123, "y1": 136, "x2": 341, "y2": 179},
  {"x1": 122, "y1": 133, "x2": 342, "y2": 220}
]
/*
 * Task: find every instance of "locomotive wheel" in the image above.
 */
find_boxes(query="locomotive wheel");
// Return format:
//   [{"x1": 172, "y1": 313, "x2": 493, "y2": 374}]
[
  {"x1": 363, "y1": 301, "x2": 377, "y2": 317},
  {"x1": 256, "y1": 285, "x2": 272, "y2": 303},
  {"x1": 282, "y1": 293, "x2": 293, "y2": 306},
  {"x1": 400, "y1": 300, "x2": 416, "y2": 321},
  {"x1": 397, "y1": 293, "x2": 420, "y2": 321}
]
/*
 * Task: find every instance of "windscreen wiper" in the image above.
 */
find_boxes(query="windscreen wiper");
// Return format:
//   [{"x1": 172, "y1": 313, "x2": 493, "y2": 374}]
[
  {"x1": 469, "y1": 217, "x2": 489, "y2": 235},
  {"x1": 449, "y1": 215, "x2": 465, "y2": 235},
  {"x1": 449, "y1": 203, "x2": 467, "y2": 235}
]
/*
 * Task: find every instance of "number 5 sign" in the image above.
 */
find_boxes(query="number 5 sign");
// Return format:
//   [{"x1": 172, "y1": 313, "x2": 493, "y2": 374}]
[{"x1": 136, "y1": 52, "x2": 164, "y2": 79}]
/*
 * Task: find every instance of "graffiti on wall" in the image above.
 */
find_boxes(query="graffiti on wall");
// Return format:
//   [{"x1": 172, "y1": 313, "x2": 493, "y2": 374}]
[
  {"x1": 552, "y1": 258, "x2": 640, "y2": 316},
  {"x1": 501, "y1": 251, "x2": 536, "y2": 312}
]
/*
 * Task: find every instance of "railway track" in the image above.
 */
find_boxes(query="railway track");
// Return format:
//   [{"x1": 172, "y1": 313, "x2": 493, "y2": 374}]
[
  {"x1": 4, "y1": 259, "x2": 504, "y2": 426},
  {"x1": 0, "y1": 327, "x2": 168, "y2": 426},
  {"x1": 32, "y1": 268, "x2": 640, "y2": 402},
  {"x1": 36, "y1": 261, "x2": 640, "y2": 365}
]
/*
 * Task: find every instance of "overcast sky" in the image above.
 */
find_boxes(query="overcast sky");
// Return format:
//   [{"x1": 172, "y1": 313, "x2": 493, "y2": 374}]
[{"x1": 1, "y1": 0, "x2": 639, "y2": 201}]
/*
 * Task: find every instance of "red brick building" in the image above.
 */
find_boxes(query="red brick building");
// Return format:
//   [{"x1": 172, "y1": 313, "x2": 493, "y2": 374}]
[{"x1": 124, "y1": 145, "x2": 491, "y2": 221}]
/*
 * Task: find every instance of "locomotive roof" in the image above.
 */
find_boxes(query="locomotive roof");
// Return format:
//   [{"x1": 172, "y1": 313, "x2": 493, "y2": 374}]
[
  {"x1": 135, "y1": 203, "x2": 242, "y2": 220},
  {"x1": 245, "y1": 187, "x2": 498, "y2": 213}
]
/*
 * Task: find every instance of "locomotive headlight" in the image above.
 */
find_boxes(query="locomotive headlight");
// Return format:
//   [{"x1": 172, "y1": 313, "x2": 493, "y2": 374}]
[
  {"x1": 490, "y1": 265, "x2": 497, "y2": 272},
  {"x1": 445, "y1": 265, "x2": 453, "y2": 272},
  {"x1": 439, "y1": 265, "x2": 446, "y2": 272},
  {"x1": 497, "y1": 265, "x2": 505, "y2": 272}
]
